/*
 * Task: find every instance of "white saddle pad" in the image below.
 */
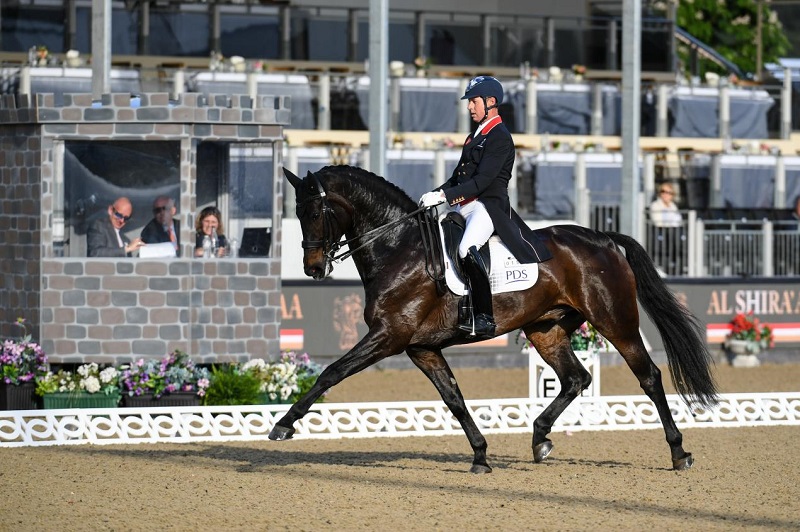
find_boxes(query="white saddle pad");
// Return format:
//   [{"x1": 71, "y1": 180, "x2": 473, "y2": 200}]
[{"x1": 439, "y1": 222, "x2": 538, "y2": 296}]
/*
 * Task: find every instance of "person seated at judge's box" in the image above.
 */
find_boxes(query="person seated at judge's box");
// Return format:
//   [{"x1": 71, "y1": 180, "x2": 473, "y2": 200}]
[
  {"x1": 194, "y1": 206, "x2": 227, "y2": 258},
  {"x1": 140, "y1": 195, "x2": 180, "y2": 257},
  {"x1": 87, "y1": 196, "x2": 145, "y2": 257}
]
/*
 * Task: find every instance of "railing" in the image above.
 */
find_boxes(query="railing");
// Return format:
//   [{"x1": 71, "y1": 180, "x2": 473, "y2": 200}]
[{"x1": 589, "y1": 206, "x2": 800, "y2": 277}]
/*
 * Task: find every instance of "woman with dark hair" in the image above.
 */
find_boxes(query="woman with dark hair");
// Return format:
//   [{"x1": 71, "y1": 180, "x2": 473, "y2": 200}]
[{"x1": 194, "y1": 206, "x2": 228, "y2": 257}]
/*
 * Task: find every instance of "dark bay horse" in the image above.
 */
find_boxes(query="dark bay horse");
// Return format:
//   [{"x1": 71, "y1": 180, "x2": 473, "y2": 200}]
[{"x1": 270, "y1": 165, "x2": 718, "y2": 473}]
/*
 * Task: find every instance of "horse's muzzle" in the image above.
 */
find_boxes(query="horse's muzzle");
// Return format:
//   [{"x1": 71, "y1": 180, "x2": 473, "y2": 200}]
[{"x1": 305, "y1": 264, "x2": 327, "y2": 280}]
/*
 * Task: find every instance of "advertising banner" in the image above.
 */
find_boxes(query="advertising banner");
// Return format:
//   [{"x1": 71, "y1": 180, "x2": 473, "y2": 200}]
[{"x1": 281, "y1": 279, "x2": 800, "y2": 360}]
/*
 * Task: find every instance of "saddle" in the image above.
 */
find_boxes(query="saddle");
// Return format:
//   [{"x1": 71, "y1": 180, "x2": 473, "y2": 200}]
[
  {"x1": 418, "y1": 209, "x2": 539, "y2": 297},
  {"x1": 440, "y1": 211, "x2": 490, "y2": 283}
]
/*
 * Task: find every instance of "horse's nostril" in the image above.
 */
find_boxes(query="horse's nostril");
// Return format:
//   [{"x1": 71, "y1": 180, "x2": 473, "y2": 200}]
[{"x1": 305, "y1": 265, "x2": 323, "y2": 278}]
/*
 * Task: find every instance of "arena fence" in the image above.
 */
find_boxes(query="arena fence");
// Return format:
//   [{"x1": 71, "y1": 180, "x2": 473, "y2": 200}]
[{"x1": 1, "y1": 392, "x2": 798, "y2": 447}]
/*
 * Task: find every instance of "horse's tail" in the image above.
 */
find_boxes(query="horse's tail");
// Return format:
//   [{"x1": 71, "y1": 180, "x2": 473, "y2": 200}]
[{"x1": 606, "y1": 231, "x2": 719, "y2": 408}]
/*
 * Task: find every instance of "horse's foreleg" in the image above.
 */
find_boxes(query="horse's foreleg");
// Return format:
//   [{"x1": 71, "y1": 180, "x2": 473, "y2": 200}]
[
  {"x1": 268, "y1": 329, "x2": 401, "y2": 441},
  {"x1": 406, "y1": 346, "x2": 491, "y2": 474}
]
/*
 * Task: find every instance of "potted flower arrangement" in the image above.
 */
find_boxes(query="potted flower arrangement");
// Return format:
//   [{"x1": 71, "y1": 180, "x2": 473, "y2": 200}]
[
  {"x1": 571, "y1": 64, "x2": 586, "y2": 81},
  {"x1": 570, "y1": 321, "x2": 608, "y2": 352},
  {"x1": 118, "y1": 350, "x2": 210, "y2": 407},
  {"x1": 519, "y1": 322, "x2": 609, "y2": 355},
  {"x1": 0, "y1": 318, "x2": 48, "y2": 410},
  {"x1": 414, "y1": 55, "x2": 431, "y2": 77},
  {"x1": 36, "y1": 363, "x2": 121, "y2": 409},
  {"x1": 203, "y1": 364, "x2": 263, "y2": 406},
  {"x1": 725, "y1": 312, "x2": 772, "y2": 367},
  {"x1": 241, "y1": 351, "x2": 325, "y2": 404}
]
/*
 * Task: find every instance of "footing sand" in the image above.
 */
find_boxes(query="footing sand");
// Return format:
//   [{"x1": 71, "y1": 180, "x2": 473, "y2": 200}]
[{"x1": 2, "y1": 363, "x2": 798, "y2": 530}]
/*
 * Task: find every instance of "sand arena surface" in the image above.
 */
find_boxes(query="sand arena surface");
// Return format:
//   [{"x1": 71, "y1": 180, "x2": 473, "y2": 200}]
[{"x1": 1, "y1": 363, "x2": 798, "y2": 531}]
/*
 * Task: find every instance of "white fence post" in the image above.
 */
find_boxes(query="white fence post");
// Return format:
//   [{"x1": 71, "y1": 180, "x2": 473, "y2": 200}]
[{"x1": 763, "y1": 220, "x2": 774, "y2": 277}]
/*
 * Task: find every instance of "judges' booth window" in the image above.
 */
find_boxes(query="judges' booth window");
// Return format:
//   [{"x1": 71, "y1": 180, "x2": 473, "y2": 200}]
[
  {"x1": 60, "y1": 140, "x2": 180, "y2": 258},
  {"x1": 225, "y1": 142, "x2": 274, "y2": 258}
]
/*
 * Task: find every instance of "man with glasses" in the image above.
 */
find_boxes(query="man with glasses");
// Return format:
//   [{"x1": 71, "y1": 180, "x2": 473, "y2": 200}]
[
  {"x1": 87, "y1": 196, "x2": 145, "y2": 257},
  {"x1": 140, "y1": 195, "x2": 180, "y2": 256}
]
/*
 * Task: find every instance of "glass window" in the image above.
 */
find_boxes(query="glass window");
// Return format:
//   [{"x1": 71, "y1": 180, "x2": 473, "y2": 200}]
[{"x1": 63, "y1": 141, "x2": 180, "y2": 258}]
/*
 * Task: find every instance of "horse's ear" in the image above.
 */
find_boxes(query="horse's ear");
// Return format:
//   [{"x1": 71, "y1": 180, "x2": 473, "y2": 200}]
[{"x1": 283, "y1": 167, "x2": 302, "y2": 190}]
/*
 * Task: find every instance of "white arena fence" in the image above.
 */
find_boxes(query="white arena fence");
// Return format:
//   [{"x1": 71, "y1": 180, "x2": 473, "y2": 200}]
[{"x1": 1, "y1": 392, "x2": 798, "y2": 447}]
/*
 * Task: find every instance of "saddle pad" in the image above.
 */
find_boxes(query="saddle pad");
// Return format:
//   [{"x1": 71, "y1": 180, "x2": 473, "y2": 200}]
[{"x1": 440, "y1": 235, "x2": 539, "y2": 296}]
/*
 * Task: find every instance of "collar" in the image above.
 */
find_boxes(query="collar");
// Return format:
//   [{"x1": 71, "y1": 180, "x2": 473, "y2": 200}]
[{"x1": 474, "y1": 115, "x2": 502, "y2": 137}]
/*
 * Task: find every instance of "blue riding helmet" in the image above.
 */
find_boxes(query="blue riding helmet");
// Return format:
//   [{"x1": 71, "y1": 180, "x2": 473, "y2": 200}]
[{"x1": 461, "y1": 76, "x2": 504, "y2": 105}]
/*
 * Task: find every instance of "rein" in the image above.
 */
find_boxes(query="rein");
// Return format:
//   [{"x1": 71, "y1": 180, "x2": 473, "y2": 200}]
[
  {"x1": 298, "y1": 173, "x2": 444, "y2": 283},
  {"x1": 328, "y1": 206, "x2": 427, "y2": 264}
]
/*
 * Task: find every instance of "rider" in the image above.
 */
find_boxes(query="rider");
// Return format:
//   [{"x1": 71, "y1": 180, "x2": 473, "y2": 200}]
[{"x1": 419, "y1": 75, "x2": 552, "y2": 339}]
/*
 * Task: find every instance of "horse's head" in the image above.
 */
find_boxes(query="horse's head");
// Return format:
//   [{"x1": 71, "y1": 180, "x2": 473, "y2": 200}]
[{"x1": 284, "y1": 168, "x2": 351, "y2": 280}]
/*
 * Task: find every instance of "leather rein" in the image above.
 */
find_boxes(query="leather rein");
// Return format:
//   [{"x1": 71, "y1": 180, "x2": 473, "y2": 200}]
[{"x1": 298, "y1": 174, "x2": 445, "y2": 284}]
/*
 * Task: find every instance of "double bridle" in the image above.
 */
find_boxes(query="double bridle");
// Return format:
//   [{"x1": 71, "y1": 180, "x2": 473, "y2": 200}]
[{"x1": 297, "y1": 174, "x2": 432, "y2": 272}]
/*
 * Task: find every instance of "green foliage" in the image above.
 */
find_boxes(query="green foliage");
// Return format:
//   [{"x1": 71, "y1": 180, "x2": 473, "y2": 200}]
[
  {"x1": 203, "y1": 364, "x2": 263, "y2": 406},
  {"x1": 674, "y1": 0, "x2": 790, "y2": 77}
]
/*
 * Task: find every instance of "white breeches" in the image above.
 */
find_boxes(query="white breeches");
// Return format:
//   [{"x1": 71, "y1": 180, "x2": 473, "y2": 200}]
[{"x1": 455, "y1": 200, "x2": 494, "y2": 258}]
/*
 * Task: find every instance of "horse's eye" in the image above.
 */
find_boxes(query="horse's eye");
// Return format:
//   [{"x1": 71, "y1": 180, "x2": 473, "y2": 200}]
[{"x1": 311, "y1": 211, "x2": 321, "y2": 221}]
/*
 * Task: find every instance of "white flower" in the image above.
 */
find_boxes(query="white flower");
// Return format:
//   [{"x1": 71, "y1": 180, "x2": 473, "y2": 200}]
[
  {"x1": 242, "y1": 359, "x2": 268, "y2": 372},
  {"x1": 99, "y1": 367, "x2": 118, "y2": 384},
  {"x1": 82, "y1": 376, "x2": 101, "y2": 393},
  {"x1": 77, "y1": 363, "x2": 98, "y2": 378}
]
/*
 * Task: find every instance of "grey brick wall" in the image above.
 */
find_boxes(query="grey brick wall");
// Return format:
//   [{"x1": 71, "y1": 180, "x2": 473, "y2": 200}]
[
  {"x1": 0, "y1": 91, "x2": 287, "y2": 364},
  {"x1": 0, "y1": 122, "x2": 42, "y2": 339},
  {"x1": 39, "y1": 258, "x2": 281, "y2": 364}
]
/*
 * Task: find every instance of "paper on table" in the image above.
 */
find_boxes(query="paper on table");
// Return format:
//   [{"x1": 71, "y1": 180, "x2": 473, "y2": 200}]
[{"x1": 138, "y1": 242, "x2": 176, "y2": 258}]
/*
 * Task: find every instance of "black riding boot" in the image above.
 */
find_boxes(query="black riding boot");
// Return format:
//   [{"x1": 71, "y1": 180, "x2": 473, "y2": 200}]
[{"x1": 457, "y1": 246, "x2": 496, "y2": 339}]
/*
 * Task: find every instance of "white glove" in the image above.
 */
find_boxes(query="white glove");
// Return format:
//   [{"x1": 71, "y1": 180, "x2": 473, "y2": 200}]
[{"x1": 419, "y1": 190, "x2": 446, "y2": 207}]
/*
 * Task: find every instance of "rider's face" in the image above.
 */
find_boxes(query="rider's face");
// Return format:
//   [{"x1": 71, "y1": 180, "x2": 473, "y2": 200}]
[{"x1": 467, "y1": 96, "x2": 494, "y2": 122}]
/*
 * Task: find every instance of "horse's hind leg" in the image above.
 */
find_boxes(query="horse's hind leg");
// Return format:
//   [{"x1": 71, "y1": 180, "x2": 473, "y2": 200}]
[
  {"x1": 526, "y1": 317, "x2": 592, "y2": 463},
  {"x1": 606, "y1": 334, "x2": 693, "y2": 470},
  {"x1": 407, "y1": 346, "x2": 491, "y2": 474}
]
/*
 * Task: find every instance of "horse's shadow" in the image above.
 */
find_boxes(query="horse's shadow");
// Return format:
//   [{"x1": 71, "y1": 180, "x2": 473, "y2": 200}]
[{"x1": 63, "y1": 442, "x2": 645, "y2": 473}]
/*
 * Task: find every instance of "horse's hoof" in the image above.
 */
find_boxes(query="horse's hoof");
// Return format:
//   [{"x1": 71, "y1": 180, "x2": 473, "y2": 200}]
[
  {"x1": 469, "y1": 463, "x2": 492, "y2": 474},
  {"x1": 268, "y1": 425, "x2": 295, "y2": 441},
  {"x1": 672, "y1": 453, "x2": 694, "y2": 471},
  {"x1": 533, "y1": 440, "x2": 553, "y2": 463}
]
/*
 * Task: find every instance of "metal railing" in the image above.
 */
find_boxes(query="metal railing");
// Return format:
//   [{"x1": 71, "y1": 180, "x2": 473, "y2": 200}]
[{"x1": 589, "y1": 206, "x2": 800, "y2": 277}]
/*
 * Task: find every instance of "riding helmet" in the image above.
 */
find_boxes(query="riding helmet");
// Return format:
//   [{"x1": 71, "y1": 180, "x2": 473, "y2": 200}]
[{"x1": 461, "y1": 75, "x2": 504, "y2": 104}]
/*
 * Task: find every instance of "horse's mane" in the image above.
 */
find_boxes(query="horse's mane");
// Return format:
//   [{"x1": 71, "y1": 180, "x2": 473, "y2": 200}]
[{"x1": 316, "y1": 165, "x2": 418, "y2": 212}]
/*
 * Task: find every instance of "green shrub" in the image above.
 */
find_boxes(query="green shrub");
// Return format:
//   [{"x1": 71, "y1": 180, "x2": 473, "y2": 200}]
[{"x1": 203, "y1": 364, "x2": 262, "y2": 406}]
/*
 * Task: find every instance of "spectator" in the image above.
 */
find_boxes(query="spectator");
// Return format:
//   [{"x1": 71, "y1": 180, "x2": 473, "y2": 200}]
[
  {"x1": 87, "y1": 197, "x2": 145, "y2": 257},
  {"x1": 194, "y1": 206, "x2": 227, "y2": 258},
  {"x1": 792, "y1": 195, "x2": 800, "y2": 222},
  {"x1": 140, "y1": 195, "x2": 180, "y2": 257},
  {"x1": 649, "y1": 183, "x2": 682, "y2": 227}
]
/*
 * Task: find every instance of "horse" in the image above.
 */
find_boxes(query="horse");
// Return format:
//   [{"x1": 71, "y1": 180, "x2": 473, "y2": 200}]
[{"x1": 270, "y1": 165, "x2": 719, "y2": 474}]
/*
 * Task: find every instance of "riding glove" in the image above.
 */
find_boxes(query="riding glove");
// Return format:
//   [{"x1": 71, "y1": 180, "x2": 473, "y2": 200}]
[{"x1": 419, "y1": 190, "x2": 446, "y2": 207}]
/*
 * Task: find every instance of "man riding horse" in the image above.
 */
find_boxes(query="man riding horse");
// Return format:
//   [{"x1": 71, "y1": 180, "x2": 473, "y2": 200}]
[{"x1": 419, "y1": 76, "x2": 551, "y2": 339}]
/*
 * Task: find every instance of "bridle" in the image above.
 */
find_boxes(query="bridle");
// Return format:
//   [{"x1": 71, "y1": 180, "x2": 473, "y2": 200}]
[{"x1": 297, "y1": 173, "x2": 431, "y2": 273}]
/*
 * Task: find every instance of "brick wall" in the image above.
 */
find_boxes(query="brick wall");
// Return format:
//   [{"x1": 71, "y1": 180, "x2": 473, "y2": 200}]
[{"x1": 0, "y1": 123, "x2": 42, "y2": 340}]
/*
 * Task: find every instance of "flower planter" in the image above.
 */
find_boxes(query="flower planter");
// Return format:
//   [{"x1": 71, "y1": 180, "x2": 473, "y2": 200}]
[
  {"x1": 43, "y1": 392, "x2": 121, "y2": 409},
  {"x1": 122, "y1": 391, "x2": 202, "y2": 408},
  {"x1": 726, "y1": 339, "x2": 760, "y2": 355},
  {"x1": 0, "y1": 381, "x2": 40, "y2": 410},
  {"x1": 731, "y1": 353, "x2": 761, "y2": 368}
]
